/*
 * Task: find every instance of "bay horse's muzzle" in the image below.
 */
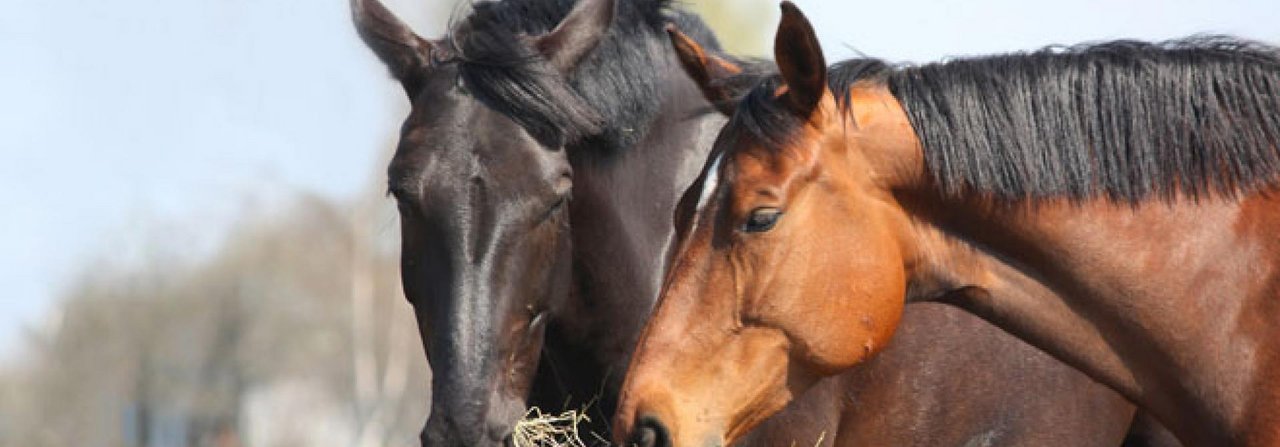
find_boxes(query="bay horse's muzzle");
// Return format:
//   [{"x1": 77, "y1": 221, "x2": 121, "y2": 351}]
[{"x1": 628, "y1": 416, "x2": 673, "y2": 447}]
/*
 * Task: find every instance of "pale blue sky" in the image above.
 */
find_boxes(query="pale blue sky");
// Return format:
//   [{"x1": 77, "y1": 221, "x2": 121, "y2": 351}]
[{"x1": 2, "y1": 0, "x2": 1277, "y2": 360}]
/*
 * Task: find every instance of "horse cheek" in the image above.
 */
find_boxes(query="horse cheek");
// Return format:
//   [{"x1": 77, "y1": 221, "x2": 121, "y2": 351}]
[{"x1": 794, "y1": 221, "x2": 906, "y2": 374}]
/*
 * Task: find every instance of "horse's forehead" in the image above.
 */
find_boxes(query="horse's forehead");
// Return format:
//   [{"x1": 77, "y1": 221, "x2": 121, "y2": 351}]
[
  {"x1": 399, "y1": 84, "x2": 540, "y2": 163},
  {"x1": 405, "y1": 68, "x2": 510, "y2": 133},
  {"x1": 388, "y1": 130, "x2": 547, "y2": 202},
  {"x1": 695, "y1": 153, "x2": 725, "y2": 214},
  {"x1": 691, "y1": 148, "x2": 786, "y2": 224},
  {"x1": 729, "y1": 147, "x2": 801, "y2": 186}
]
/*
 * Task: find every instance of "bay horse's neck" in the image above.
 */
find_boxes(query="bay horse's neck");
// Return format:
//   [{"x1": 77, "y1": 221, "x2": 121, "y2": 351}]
[{"x1": 853, "y1": 85, "x2": 1280, "y2": 446}]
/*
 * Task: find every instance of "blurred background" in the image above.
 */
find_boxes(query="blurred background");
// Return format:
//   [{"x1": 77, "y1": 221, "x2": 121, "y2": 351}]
[{"x1": 1, "y1": 0, "x2": 1276, "y2": 446}]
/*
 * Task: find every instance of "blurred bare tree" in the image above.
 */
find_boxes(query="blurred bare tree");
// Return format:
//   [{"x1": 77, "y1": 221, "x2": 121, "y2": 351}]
[{"x1": 0, "y1": 189, "x2": 430, "y2": 447}]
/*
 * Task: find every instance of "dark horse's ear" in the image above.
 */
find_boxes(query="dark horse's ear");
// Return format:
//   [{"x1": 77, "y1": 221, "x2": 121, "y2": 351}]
[
  {"x1": 535, "y1": 0, "x2": 617, "y2": 73},
  {"x1": 774, "y1": 1, "x2": 827, "y2": 116},
  {"x1": 667, "y1": 25, "x2": 744, "y2": 116},
  {"x1": 351, "y1": 0, "x2": 434, "y2": 95}
]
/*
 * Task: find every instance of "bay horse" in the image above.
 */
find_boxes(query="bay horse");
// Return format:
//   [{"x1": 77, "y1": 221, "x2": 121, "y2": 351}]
[
  {"x1": 354, "y1": 0, "x2": 1165, "y2": 445},
  {"x1": 615, "y1": 2, "x2": 1280, "y2": 446}
]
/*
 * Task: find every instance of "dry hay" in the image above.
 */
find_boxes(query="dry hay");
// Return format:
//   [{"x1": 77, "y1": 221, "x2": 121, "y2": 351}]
[
  {"x1": 511, "y1": 407, "x2": 598, "y2": 447},
  {"x1": 509, "y1": 408, "x2": 827, "y2": 447}
]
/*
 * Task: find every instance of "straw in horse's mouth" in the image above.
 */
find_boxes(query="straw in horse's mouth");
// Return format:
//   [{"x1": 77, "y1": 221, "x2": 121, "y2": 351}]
[
  {"x1": 509, "y1": 408, "x2": 828, "y2": 447},
  {"x1": 511, "y1": 407, "x2": 594, "y2": 447}
]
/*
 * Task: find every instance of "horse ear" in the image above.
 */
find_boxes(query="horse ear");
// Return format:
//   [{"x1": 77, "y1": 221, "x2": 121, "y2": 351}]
[
  {"x1": 774, "y1": 1, "x2": 827, "y2": 116},
  {"x1": 535, "y1": 0, "x2": 617, "y2": 73},
  {"x1": 667, "y1": 25, "x2": 744, "y2": 116},
  {"x1": 351, "y1": 0, "x2": 433, "y2": 95}
]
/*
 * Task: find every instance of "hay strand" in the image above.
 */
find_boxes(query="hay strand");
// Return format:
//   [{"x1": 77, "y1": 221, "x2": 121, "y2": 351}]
[{"x1": 511, "y1": 407, "x2": 592, "y2": 447}]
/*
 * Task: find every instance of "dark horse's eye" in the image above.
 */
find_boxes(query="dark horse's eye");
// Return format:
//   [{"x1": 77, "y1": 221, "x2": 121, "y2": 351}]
[
  {"x1": 539, "y1": 195, "x2": 569, "y2": 223},
  {"x1": 551, "y1": 195, "x2": 568, "y2": 212},
  {"x1": 743, "y1": 207, "x2": 783, "y2": 233}
]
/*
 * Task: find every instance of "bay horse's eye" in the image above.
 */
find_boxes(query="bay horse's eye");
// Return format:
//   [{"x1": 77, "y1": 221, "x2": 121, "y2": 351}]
[{"x1": 743, "y1": 207, "x2": 783, "y2": 233}]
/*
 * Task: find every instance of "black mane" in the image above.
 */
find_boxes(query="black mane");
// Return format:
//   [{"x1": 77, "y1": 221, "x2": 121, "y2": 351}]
[
  {"x1": 734, "y1": 36, "x2": 1280, "y2": 202},
  {"x1": 729, "y1": 59, "x2": 892, "y2": 150},
  {"x1": 445, "y1": 0, "x2": 720, "y2": 150}
]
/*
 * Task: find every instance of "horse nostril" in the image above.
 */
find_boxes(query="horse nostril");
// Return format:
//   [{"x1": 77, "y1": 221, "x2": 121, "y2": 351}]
[{"x1": 629, "y1": 416, "x2": 672, "y2": 447}]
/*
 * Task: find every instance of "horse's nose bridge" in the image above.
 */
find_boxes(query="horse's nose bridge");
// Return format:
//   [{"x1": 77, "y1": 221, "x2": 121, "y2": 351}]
[
  {"x1": 421, "y1": 244, "x2": 533, "y2": 446},
  {"x1": 651, "y1": 251, "x2": 728, "y2": 342},
  {"x1": 429, "y1": 206, "x2": 509, "y2": 350},
  {"x1": 434, "y1": 273, "x2": 493, "y2": 360},
  {"x1": 428, "y1": 350, "x2": 492, "y2": 417},
  {"x1": 426, "y1": 273, "x2": 503, "y2": 410}
]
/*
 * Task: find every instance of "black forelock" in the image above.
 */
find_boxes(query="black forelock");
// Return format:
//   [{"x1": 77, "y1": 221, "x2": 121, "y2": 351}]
[
  {"x1": 729, "y1": 36, "x2": 1280, "y2": 203},
  {"x1": 727, "y1": 59, "x2": 892, "y2": 150},
  {"x1": 443, "y1": 0, "x2": 719, "y2": 151}
]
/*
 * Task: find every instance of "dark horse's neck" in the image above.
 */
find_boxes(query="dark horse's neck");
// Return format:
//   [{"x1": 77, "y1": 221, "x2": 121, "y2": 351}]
[{"x1": 530, "y1": 8, "x2": 727, "y2": 434}]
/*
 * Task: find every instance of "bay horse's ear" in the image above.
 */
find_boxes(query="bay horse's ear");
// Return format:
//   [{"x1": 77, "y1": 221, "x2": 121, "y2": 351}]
[
  {"x1": 667, "y1": 25, "x2": 744, "y2": 116},
  {"x1": 774, "y1": 1, "x2": 827, "y2": 116},
  {"x1": 351, "y1": 0, "x2": 433, "y2": 95},
  {"x1": 535, "y1": 0, "x2": 617, "y2": 74}
]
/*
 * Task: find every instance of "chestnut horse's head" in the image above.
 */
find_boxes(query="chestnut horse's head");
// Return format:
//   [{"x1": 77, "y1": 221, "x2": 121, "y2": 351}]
[{"x1": 616, "y1": 3, "x2": 919, "y2": 446}]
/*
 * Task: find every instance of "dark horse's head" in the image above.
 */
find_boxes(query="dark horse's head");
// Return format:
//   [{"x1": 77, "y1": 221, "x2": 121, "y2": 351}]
[{"x1": 352, "y1": 0, "x2": 615, "y2": 444}]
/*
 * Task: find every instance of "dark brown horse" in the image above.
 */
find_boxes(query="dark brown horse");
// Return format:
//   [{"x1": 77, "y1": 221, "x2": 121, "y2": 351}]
[
  {"x1": 354, "y1": 0, "x2": 823, "y2": 443},
  {"x1": 615, "y1": 3, "x2": 1280, "y2": 446}
]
